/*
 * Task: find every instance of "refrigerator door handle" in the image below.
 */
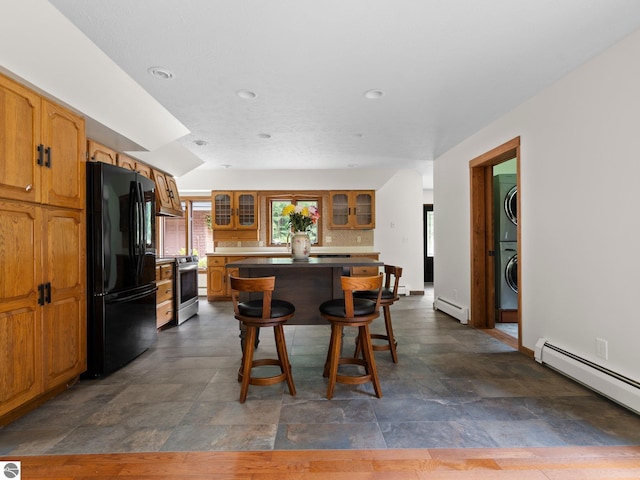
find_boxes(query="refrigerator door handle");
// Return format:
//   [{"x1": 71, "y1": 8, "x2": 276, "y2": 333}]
[
  {"x1": 128, "y1": 181, "x2": 137, "y2": 265},
  {"x1": 136, "y1": 181, "x2": 145, "y2": 279}
]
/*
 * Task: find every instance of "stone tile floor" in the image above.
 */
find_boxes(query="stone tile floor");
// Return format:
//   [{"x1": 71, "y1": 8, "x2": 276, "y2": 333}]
[{"x1": 1, "y1": 287, "x2": 639, "y2": 455}]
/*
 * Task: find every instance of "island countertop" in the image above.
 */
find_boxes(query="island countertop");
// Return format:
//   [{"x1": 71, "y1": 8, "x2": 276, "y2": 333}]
[{"x1": 226, "y1": 257, "x2": 383, "y2": 268}]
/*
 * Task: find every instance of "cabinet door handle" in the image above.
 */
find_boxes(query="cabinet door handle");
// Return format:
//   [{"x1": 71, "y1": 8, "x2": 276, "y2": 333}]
[
  {"x1": 38, "y1": 283, "x2": 45, "y2": 305},
  {"x1": 45, "y1": 147, "x2": 51, "y2": 168},
  {"x1": 37, "y1": 144, "x2": 45, "y2": 166},
  {"x1": 45, "y1": 282, "x2": 52, "y2": 304},
  {"x1": 25, "y1": 184, "x2": 33, "y2": 192}
]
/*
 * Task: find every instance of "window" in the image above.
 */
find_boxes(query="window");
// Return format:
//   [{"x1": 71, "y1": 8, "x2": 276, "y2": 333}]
[
  {"x1": 158, "y1": 198, "x2": 213, "y2": 268},
  {"x1": 268, "y1": 195, "x2": 322, "y2": 246},
  {"x1": 426, "y1": 209, "x2": 434, "y2": 257}
]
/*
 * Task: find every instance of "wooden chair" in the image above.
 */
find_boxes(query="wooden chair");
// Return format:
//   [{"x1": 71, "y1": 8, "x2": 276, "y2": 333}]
[
  {"x1": 319, "y1": 274, "x2": 383, "y2": 399},
  {"x1": 229, "y1": 275, "x2": 296, "y2": 403},
  {"x1": 354, "y1": 265, "x2": 403, "y2": 363}
]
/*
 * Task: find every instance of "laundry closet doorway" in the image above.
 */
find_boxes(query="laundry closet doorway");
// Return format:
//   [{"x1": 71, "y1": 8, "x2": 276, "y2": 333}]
[{"x1": 469, "y1": 137, "x2": 525, "y2": 353}]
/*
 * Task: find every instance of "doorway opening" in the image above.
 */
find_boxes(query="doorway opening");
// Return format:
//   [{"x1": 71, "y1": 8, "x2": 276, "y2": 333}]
[
  {"x1": 424, "y1": 204, "x2": 434, "y2": 283},
  {"x1": 469, "y1": 137, "x2": 523, "y2": 352}
]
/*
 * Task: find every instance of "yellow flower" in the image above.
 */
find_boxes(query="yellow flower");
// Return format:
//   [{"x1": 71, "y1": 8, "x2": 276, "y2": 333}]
[
  {"x1": 282, "y1": 204, "x2": 295, "y2": 216},
  {"x1": 301, "y1": 206, "x2": 309, "y2": 216}
]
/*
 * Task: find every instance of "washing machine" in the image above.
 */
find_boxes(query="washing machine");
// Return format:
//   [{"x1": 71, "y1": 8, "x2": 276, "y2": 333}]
[
  {"x1": 493, "y1": 174, "x2": 517, "y2": 242},
  {"x1": 496, "y1": 242, "x2": 518, "y2": 310}
]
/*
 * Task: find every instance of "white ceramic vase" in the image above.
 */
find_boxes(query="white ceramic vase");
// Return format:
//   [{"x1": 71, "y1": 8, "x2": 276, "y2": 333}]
[{"x1": 291, "y1": 231, "x2": 311, "y2": 261}]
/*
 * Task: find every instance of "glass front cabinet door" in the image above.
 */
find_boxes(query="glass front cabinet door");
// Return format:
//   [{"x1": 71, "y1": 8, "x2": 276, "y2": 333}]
[
  {"x1": 212, "y1": 191, "x2": 257, "y2": 230},
  {"x1": 329, "y1": 190, "x2": 375, "y2": 229}
]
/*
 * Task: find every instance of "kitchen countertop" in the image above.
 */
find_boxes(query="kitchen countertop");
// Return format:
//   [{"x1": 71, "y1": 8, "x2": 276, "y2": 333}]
[
  {"x1": 207, "y1": 248, "x2": 379, "y2": 256},
  {"x1": 226, "y1": 256, "x2": 383, "y2": 268}
]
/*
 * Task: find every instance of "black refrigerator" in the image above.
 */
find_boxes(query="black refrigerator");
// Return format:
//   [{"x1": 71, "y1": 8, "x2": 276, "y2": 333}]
[{"x1": 85, "y1": 162, "x2": 158, "y2": 377}]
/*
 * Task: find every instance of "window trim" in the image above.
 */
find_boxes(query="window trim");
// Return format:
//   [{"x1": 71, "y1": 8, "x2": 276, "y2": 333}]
[{"x1": 266, "y1": 194, "x2": 323, "y2": 247}]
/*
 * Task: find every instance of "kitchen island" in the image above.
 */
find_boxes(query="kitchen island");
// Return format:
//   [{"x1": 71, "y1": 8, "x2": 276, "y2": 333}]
[{"x1": 226, "y1": 256, "x2": 384, "y2": 325}]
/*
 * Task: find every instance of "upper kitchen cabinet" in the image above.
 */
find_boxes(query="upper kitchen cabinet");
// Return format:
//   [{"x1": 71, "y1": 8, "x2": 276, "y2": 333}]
[
  {"x1": 329, "y1": 190, "x2": 375, "y2": 229},
  {"x1": 153, "y1": 169, "x2": 183, "y2": 217},
  {"x1": 87, "y1": 140, "x2": 116, "y2": 165},
  {"x1": 117, "y1": 153, "x2": 152, "y2": 179},
  {"x1": 0, "y1": 74, "x2": 85, "y2": 209},
  {"x1": 211, "y1": 191, "x2": 258, "y2": 241}
]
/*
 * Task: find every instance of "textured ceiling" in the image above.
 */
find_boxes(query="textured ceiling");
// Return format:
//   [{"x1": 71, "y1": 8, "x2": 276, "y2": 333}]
[{"x1": 48, "y1": 0, "x2": 640, "y2": 188}]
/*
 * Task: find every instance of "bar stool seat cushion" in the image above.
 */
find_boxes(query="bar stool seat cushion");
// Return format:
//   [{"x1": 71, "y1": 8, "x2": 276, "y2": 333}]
[
  {"x1": 319, "y1": 298, "x2": 376, "y2": 318},
  {"x1": 354, "y1": 288, "x2": 395, "y2": 301},
  {"x1": 238, "y1": 299, "x2": 295, "y2": 318}
]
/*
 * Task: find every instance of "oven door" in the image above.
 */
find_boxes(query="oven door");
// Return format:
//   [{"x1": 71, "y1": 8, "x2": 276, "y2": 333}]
[{"x1": 176, "y1": 262, "x2": 199, "y2": 324}]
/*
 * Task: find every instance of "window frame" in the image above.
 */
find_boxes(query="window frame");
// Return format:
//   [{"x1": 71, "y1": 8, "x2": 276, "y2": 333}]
[
  {"x1": 266, "y1": 194, "x2": 323, "y2": 247},
  {"x1": 157, "y1": 196, "x2": 212, "y2": 268}
]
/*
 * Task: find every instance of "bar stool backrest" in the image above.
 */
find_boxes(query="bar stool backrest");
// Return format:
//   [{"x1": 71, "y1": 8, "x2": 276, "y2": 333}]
[
  {"x1": 229, "y1": 275, "x2": 275, "y2": 319},
  {"x1": 340, "y1": 274, "x2": 383, "y2": 317}
]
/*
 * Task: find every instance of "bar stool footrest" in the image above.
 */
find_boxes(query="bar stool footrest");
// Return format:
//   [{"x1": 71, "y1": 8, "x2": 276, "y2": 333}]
[
  {"x1": 238, "y1": 358, "x2": 287, "y2": 386},
  {"x1": 334, "y1": 357, "x2": 373, "y2": 385}
]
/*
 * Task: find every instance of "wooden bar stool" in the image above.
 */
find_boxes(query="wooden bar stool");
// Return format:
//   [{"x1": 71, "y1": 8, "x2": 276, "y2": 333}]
[
  {"x1": 319, "y1": 274, "x2": 383, "y2": 399},
  {"x1": 354, "y1": 265, "x2": 403, "y2": 363},
  {"x1": 229, "y1": 275, "x2": 296, "y2": 403}
]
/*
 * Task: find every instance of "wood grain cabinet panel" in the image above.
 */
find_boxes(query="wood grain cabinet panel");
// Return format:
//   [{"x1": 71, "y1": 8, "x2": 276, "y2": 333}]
[
  {"x1": 117, "y1": 153, "x2": 152, "y2": 179},
  {"x1": 0, "y1": 74, "x2": 87, "y2": 425},
  {"x1": 153, "y1": 170, "x2": 183, "y2": 217},
  {"x1": 40, "y1": 100, "x2": 86, "y2": 210},
  {"x1": 0, "y1": 201, "x2": 43, "y2": 418},
  {"x1": 0, "y1": 75, "x2": 41, "y2": 204},
  {"x1": 328, "y1": 191, "x2": 375, "y2": 229},
  {"x1": 155, "y1": 263, "x2": 174, "y2": 328},
  {"x1": 0, "y1": 74, "x2": 85, "y2": 210},
  {"x1": 41, "y1": 208, "x2": 86, "y2": 390},
  {"x1": 87, "y1": 140, "x2": 117, "y2": 165}
]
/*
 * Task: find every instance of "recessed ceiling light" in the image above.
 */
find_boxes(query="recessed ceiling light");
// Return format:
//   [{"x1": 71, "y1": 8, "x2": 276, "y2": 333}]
[
  {"x1": 348, "y1": 163, "x2": 358, "y2": 168},
  {"x1": 220, "y1": 164, "x2": 232, "y2": 169},
  {"x1": 237, "y1": 90, "x2": 257, "y2": 99},
  {"x1": 147, "y1": 66, "x2": 174, "y2": 80},
  {"x1": 364, "y1": 89, "x2": 384, "y2": 99},
  {"x1": 257, "y1": 133, "x2": 271, "y2": 139},
  {"x1": 193, "y1": 139, "x2": 208, "y2": 146}
]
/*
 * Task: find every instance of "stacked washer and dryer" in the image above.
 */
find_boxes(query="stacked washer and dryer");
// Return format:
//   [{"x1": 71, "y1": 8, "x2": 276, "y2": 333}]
[{"x1": 494, "y1": 174, "x2": 518, "y2": 321}]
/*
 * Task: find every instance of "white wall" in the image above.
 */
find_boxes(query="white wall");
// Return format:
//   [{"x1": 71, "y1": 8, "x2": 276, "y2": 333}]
[
  {"x1": 434, "y1": 29, "x2": 640, "y2": 382},
  {"x1": 177, "y1": 168, "x2": 425, "y2": 293},
  {"x1": 375, "y1": 170, "x2": 425, "y2": 293},
  {"x1": 422, "y1": 189, "x2": 434, "y2": 204}
]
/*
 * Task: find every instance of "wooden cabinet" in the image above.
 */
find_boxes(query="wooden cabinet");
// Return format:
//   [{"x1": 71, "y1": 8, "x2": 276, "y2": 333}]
[
  {"x1": 206, "y1": 255, "x2": 244, "y2": 300},
  {"x1": 153, "y1": 169, "x2": 183, "y2": 217},
  {"x1": 350, "y1": 254, "x2": 380, "y2": 276},
  {"x1": 328, "y1": 191, "x2": 375, "y2": 229},
  {"x1": 41, "y1": 207, "x2": 86, "y2": 390},
  {"x1": 0, "y1": 201, "x2": 86, "y2": 420},
  {"x1": 0, "y1": 74, "x2": 86, "y2": 425},
  {"x1": 0, "y1": 74, "x2": 85, "y2": 209},
  {"x1": 211, "y1": 191, "x2": 258, "y2": 241},
  {"x1": 155, "y1": 262, "x2": 174, "y2": 328},
  {"x1": 87, "y1": 140, "x2": 117, "y2": 165},
  {"x1": 0, "y1": 201, "x2": 43, "y2": 418},
  {"x1": 117, "y1": 153, "x2": 152, "y2": 179}
]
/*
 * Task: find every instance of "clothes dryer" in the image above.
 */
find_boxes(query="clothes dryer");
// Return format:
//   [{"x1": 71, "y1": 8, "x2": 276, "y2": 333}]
[
  {"x1": 493, "y1": 174, "x2": 517, "y2": 242},
  {"x1": 496, "y1": 241, "x2": 518, "y2": 310}
]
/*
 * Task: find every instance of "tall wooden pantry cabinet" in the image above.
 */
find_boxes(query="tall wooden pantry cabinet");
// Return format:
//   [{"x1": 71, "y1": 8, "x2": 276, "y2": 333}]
[{"x1": 0, "y1": 73, "x2": 87, "y2": 425}]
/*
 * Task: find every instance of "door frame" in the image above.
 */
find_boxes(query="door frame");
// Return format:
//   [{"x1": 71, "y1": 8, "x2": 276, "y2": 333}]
[
  {"x1": 469, "y1": 137, "x2": 524, "y2": 351},
  {"x1": 423, "y1": 204, "x2": 434, "y2": 282}
]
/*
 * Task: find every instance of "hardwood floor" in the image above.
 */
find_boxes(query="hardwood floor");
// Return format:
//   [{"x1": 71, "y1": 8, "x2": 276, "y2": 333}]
[{"x1": 7, "y1": 446, "x2": 640, "y2": 479}]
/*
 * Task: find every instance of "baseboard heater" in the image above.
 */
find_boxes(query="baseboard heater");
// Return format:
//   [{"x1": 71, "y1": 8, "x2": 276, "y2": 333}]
[
  {"x1": 535, "y1": 339, "x2": 640, "y2": 415},
  {"x1": 434, "y1": 296, "x2": 469, "y2": 324}
]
